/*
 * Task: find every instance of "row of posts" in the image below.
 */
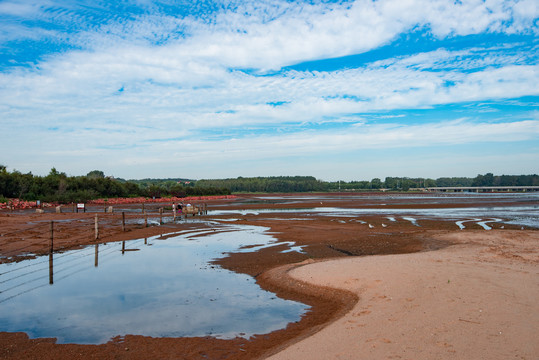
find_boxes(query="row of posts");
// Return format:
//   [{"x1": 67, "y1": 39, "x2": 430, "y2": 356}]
[
  {"x1": 46, "y1": 203, "x2": 208, "y2": 250},
  {"x1": 47, "y1": 203, "x2": 209, "y2": 217},
  {"x1": 47, "y1": 212, "x2": 150, "y2": 254},
  {"x1": 45, "y1": 203, "x2": 209, "y2": 281},
  {"x1": 43, "y1": 204, "x2": 209, "y2": 243},
  {"x1": 47, "y1": 220, "x2": 150, "y2": 285},
  {"x1": 47, "y1": 214, "x2": 137, "y2": 284}
]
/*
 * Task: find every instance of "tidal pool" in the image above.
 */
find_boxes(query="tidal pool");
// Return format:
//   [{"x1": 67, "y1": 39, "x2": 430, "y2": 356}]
[
  {"x1": 209, "y1": 203, "x2": 539, "y2": 228},
  {"x1": 0, "y1": 224, "x2": 309, "y2": 344}
]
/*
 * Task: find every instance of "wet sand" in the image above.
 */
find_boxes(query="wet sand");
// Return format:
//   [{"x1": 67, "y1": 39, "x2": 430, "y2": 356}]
[
  {"x1": 0, "y1": 193, "x2": 537, "y2": 359},
  {"x1": 267, "y1": 230, "x2": 539, "y2": 359}
]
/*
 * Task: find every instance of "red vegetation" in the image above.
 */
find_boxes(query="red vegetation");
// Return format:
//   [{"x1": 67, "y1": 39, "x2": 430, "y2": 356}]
[
  {"x1": 0, "y1": 195, "x2": 236, "y2": 210},
  {"x1": 0, "y1": 199, "x2": 54, "y2": 210},
  {"x1": 87, "y1": 195, "x2": 236, "y2": 205}
]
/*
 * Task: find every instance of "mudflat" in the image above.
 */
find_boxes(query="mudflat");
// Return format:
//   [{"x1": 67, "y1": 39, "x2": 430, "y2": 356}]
[{"x1": 0, "y1": 192, "x2": 537, "y2": 359}]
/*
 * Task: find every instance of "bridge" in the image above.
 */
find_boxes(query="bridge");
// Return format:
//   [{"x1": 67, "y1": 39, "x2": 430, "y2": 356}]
[{"x1": 422, "y1": 186, "x2": 539, "y2": 193}]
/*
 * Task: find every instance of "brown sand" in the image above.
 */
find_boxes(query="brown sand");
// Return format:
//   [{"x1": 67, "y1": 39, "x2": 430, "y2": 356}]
[
  {"x1": 267, "y1": 230, "x2": 539, "y2": 360},
  {"x1": 0, "y1": 193, "x2": 537, "y2": 359}
]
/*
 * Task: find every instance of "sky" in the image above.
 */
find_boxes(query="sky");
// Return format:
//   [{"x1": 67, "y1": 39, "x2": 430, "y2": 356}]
[{"x1": 0, "y1": 0, "x2": 538, "y2": 181}]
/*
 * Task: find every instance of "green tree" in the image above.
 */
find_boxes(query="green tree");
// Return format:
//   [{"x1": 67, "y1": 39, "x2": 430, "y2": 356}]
[
  {"x1": 370, "y1": 178, "x2": 382, "y2": 189},
  {"x1": 87, "y1": 170, "x2": 105, "y2": 179}
]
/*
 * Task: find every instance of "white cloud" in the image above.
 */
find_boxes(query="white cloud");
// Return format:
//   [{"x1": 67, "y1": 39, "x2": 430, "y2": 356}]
[
  {"x1": 2, "y1": 0, "x2": 537, "y2": 68},
  {"x1": 1, "y1": 0, "x2": 538, "y2": 179},
  {"x1": 1, "y1": 43, "x2": 537, "y2": 139},
  {"x1": 154, "y1": 0, "x2": 536, "y2": 71},
  {"x1": 0, "y1": 1, "x2": 40, "y2": 17}
]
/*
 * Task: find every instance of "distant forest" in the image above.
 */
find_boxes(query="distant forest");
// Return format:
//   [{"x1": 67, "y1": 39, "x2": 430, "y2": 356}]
[
  {"x1": 0, "y1": 167, "x2": 230, "y2": 203},
  {"x1": 1, "y1": 165, "x2": 537, "y2": 203},
  {"x1": 198, "y1": 173, "x2": 539, "y2": 192}
]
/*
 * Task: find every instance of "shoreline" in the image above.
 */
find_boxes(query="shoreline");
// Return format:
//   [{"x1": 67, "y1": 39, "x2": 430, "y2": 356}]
[{"x1": 1, "y1": 193, "x2": 537, "y2": 359}]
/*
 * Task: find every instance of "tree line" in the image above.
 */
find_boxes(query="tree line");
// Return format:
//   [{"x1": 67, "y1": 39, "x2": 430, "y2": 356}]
[
  {"x1": 196, "y1": 176, "x2": 326, "y2": 193},
  {"x1": 0, "y1": 167, "x2": 230, "y2": 203},
  {"x1": 198, "y1": 173, "x2": 539, "y2": 192},
  {"x1": 1, "y1": 166, "x2": 537, "y2": 203}
]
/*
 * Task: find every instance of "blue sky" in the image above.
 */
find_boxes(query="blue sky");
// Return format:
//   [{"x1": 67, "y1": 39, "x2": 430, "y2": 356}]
[{"x1": 1, "y1": 0, "x2": 538, "y2": 181}]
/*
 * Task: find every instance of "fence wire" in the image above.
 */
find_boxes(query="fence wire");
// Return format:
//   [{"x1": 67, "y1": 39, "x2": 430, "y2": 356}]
[{"x1": 0, "y1": 206, "x2": 206, "y2": 304}]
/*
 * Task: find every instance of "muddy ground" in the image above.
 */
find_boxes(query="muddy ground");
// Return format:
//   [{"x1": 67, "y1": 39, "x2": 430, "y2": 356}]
[{"x1": 0, "y1": 192, "x2": 535, "y2": 359}]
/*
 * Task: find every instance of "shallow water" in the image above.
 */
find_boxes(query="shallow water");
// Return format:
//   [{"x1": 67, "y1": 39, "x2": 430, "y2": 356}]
[
  {"x1": 254, "y1": 192, "x2": 539, "y2": 202},
  {"x1": 0, "y1": 224, "x2": 308, "y2": 344},
  {"x1": 209, "y1": 202, "x2": 539, "y2": 228}
]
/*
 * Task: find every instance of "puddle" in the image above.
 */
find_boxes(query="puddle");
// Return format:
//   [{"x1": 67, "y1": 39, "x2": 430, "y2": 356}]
[
  {"x1": 455, "y1": 219, "x2": 481, "y2": 230},
  {"x1": 0, "y1": 224, "x2": 308, "y2": 344},
  {"x1": 349, "y1": 219, "x2": 366, "y2": 224},
  {"x1": 402, "y1": 217, "x2": 420, "y2": 227},
  {"x1": 209, "y1": 202, "x2": 539, "y2": 228},
  {"x1": 476, "y1": 218, "x2": 503, "y2": 230}
]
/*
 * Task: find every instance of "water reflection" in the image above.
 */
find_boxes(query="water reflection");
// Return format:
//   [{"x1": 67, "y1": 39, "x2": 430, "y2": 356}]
[
  {"x1": 48, "y1": 253, "x2": 53, "y2": 284},
  {"x1": 0, "y1": 224, "x2": 308, "y2": 344}
]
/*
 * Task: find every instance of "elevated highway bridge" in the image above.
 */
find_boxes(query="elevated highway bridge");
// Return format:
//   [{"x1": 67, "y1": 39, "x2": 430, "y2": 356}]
[{"x1": 422, "y1": 186, "x2": 539, "y2": 192}]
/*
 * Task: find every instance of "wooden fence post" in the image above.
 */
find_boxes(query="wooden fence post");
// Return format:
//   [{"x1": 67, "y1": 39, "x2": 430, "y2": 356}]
[
  {"x1": 49, "y1": 221, "x2": 53, "y2": 285},
  {"x1": 94, "y1": 214, "x2": 99, "y2": 240},
  {"x1": 49, "y1": 253, "x2": 54, "y2": 285},
  {"x1": 144, "y1": 212, "x2": 148, "y2": 227},
  {"x1": 49, "y1": 221, "x2": 54, "y2": 253},
  {"x1": 159, "y1": 207, "x2": 163, "y2": 224},
  {"x1": 122, "y1": 212, "x2": 126, "y2": 232}
]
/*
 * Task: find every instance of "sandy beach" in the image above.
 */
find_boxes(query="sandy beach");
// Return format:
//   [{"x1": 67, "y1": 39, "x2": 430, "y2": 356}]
[
  {"x1": 0, "y1": 193, "x2": 537, "y2": 359},
  {"x1": 267, "y1": 230, "x2": 539, "y2": 359}
]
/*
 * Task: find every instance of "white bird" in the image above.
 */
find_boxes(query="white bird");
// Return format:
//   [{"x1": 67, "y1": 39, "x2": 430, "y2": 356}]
[
  {"x1": 382, "y1": 223, "x2": 387, "y2": 228},
  {"x1": 368, "y1": 224, "x2": 374, "y2": 228}
]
